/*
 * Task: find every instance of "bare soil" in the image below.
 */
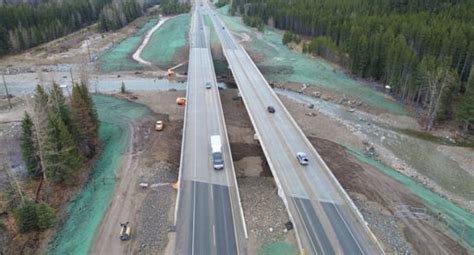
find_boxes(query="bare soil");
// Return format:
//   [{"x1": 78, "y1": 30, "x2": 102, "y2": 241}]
[
  {"x1": 219, "y1": 87, "x2": 469, "y2": 254},
  {"x1": 92, "y1": 91, "x2": 183, "y2": 254},
  {"x1": 0, "y1": 16, "x2": 156, "y2": 70},
  {"x1": 220, "y1": 88, "x2": 297, "y2": 252},
  {"x1": 281, "y1": 96, "x2": 468, "y2": 254}
]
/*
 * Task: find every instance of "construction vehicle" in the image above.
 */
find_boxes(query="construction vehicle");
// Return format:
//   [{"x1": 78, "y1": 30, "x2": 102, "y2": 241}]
[
  {"x1": 167, "y1": 69, "x2": 176, "y2": 77},
  {"x1": 155, "y1": 120, "x2": 164, "y2": 131},
  {"x1": 120, "y1": 222, "x2": 131, "y2": 241},
  {"x1": 211, "y1": 135, "x2": 224, "y2": 170},
  {"x1": 176, "y1": 97, "x2": 186, "y2": 105}
]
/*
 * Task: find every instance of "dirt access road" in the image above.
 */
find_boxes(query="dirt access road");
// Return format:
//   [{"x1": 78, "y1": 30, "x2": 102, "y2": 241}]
[
  {"x1": 91, "y1": 91, "x2": 184, "y2": 254},
  {"x1": 90, "y1": 121, "x2": 143, "y2": 254}
]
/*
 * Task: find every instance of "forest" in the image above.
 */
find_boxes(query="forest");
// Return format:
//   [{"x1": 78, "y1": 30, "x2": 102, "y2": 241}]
[
  {"x1": 12, "y1": 82, "x2": 99, "y2": 233},
  {"x1": 232, "y1": 0, "x2": 474, "y2": 131},
  {"x1": 0, "y1": 0, "x2": 159, "y2": 55}
]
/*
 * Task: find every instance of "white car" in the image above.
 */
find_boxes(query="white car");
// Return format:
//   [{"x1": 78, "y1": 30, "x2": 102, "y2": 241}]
[{"x1": 296, "y1": 152, "x2": 309, "y2": 165}]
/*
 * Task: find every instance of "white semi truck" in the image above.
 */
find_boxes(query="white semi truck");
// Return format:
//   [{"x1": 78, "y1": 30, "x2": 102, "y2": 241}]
[{"x1": 211, "y1": 135, "x2": 224, "y2": 170}]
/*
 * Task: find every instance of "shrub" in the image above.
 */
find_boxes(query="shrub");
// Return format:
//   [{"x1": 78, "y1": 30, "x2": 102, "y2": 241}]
[{"x1": 14, "y1": 201, "x2": 56, "y2": 232}]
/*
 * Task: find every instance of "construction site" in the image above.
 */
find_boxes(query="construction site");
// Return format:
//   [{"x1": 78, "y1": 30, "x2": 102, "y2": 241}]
[{"x1": 0, "y1": 1, "x2": 472, "y2": 255}]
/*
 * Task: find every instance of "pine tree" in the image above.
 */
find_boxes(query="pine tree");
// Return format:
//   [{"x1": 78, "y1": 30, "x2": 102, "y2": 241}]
[
  {"x1": 20, "y1": 112, "x2": 41, "y2": 177},
  {"x1": 36, "y1": 202, "x2": 56, "y2": 229},
  {"x1": 120, "y1": 81, "x2": 126, "y2": 94},
  {"x1": 457, "y1": 80, "x2": 474, "y2": 132},
  {"x1": 71, "y1": 83, "x2": 99, "y2": 158},
  {"x1": 15, "y1": 200, "x2": 38, "y2": 233},
  {"x1": 32, "y1": 85, "x2": 50, "y2": 182},
  {"x1": 44, "y1": 109, "x2": 82, "y2": 184},
  {"x1": 49, "y1": 83, "x2": 75, "y2": 135}
]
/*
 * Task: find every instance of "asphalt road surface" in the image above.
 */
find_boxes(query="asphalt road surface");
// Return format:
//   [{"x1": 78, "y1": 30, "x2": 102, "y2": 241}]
[
  {"x1": 174, "y1": 2, "x2": 247, "y2": 254},
  {"x1": 206, "y1": 3, "x2": 384, "y2": 255}
]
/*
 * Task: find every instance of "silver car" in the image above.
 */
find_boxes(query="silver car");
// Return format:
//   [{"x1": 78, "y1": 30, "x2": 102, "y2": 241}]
[
  {"x1": 296, "y1": 152, "x2": 309, "y2": 165},
  {"x1": 206, "y1": 82, "x2": 212, "y2": 89}
]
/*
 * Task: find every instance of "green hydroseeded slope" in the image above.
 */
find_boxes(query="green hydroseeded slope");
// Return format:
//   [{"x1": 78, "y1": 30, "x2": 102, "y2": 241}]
[
  {"x1": 48, "y1": 95, "x2": 148, "y2": 254},
  {"x1": 215, "y1": 6, "x2": 405, "y2": 114},
  {"x1": 99, "y1": 19, "x2": 158, "y2": 72},
  {"x1": 347, "y1": 148, "x2": 474, "y2": 251},
  {"x1": 141, "y1": 14, "x2": 190, "y2": 69}
]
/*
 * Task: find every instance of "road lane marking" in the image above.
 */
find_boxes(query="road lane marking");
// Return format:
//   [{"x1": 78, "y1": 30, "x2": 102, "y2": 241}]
[{"x1": 213, "y1": 224, "x2": 216, "y2": 247}]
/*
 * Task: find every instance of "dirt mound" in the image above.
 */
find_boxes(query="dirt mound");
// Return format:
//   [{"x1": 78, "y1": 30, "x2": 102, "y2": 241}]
[{"x1": 308, "y1": 136, "x2": 468, "y2": 254}]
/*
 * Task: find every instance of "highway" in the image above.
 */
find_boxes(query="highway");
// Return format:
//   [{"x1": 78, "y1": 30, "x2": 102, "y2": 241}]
[
  {"x1": 205, "y1": 3, "x2": 384, "y2": 255},
  {"x1": 174, "y1": 2, "x2": 247, "y2": 254}
]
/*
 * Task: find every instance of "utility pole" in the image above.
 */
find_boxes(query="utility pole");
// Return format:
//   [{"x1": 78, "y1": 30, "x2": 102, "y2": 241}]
[
  {"x1": 70, "y1": 68, "x2": 74, "y2": 87},
  {"x1": 86, "y1": 39, "x2": 92, "y2": 63},
  {"x1": 2, "y1": 74, "x2": 12, "y2": 109}
]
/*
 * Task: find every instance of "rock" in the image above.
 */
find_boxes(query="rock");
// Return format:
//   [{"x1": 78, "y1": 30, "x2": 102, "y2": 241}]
[
  {"x1": 322, "y1": 95, "x2": 332, "y2": 101},
  {"x1": 312, "y1": 91, "x2": 321, "y2": 98}
]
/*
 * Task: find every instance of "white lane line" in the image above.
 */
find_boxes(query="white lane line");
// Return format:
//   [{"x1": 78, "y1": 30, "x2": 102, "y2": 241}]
[
  {"x1": 332, "y1": 203, "x2": 364, "y2": 254},
  {"x1": 213, "y1": 225, "x2": 217, "y2": 247},
  {"x1": 191, "y1": 47, "x2": 199, "y2": 255}
]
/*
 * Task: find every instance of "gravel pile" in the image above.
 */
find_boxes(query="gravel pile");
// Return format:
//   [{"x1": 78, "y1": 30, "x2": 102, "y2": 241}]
[
  {"x1": 351, "y1": 193, "x2": 416, "y2": 255},
  {"x1": 137, "y1": 185, "x2": 173, "y2": 253},
  {"x1": 238, "y1": 177, "x2": 295, "y2": 247},
  {"x1": 140, "y1": 160, "x2": 177, "y2": 184},
  {"x1": 136, "y1": 160, "x2": 177, "y2": 253}
]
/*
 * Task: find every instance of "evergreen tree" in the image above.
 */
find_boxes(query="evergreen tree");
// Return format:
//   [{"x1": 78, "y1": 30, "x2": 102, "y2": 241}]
[
  {"x1": 36, "y1": 202, "x2": 56, "y2": 230},
  {"x1": 282, "y1": 31, "x2": 293, "y2": 45},
  {"x1": 457, "y1": 80, "x2": 474, "y2": 132},
  {"x1": 121, "y1": 81, "x2": 126, "y2": 94},
  {"x1": 14, "y1": 200, "x2": 38, "y2": 233},
  {"x1": 71, "y1": 83, "x2": 99, "y2": 158},
  {"x1": 20, "y1": 112, "x2": 41, "y2": 177},
  {"x1": 49, "y1": 83, "x2": 74, "y2": 135},
  {"x1": 14, "y1": 200, "x2": 56, "y2": 232},
  {"x1": 44, "y1": 109, "x2": 82, "y2": 184}
]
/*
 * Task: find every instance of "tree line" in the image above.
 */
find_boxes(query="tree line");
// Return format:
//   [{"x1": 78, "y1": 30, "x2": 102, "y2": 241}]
[
  {"x1": 98, "y1": 0, "x2": 143, "y2": 32},
  {"x1": 0, "y1": 0, "x2": 159, "y2": 55},
  {"x1": 0, "y1": 0, "x2": 114, "y2": 54},
  {"x1": 232, "y1": 0, "x2": 474, "y2": 131},
  {"x1": 160, "y1": 0, "x2": 190, "y2": 15},
  {"x1": 13, "y1": 82, "x2": 99, "y2": 232}
]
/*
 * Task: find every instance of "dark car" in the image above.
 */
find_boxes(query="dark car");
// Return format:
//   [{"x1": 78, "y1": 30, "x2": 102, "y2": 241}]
[{"x1": 267, "y1": 106, "x2": 275, "y2": 113}]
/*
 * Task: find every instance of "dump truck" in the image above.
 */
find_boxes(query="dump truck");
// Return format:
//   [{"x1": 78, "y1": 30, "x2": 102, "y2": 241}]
[{"x1": 211, "y1": 135, "x2": 224, "y2": 170}]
